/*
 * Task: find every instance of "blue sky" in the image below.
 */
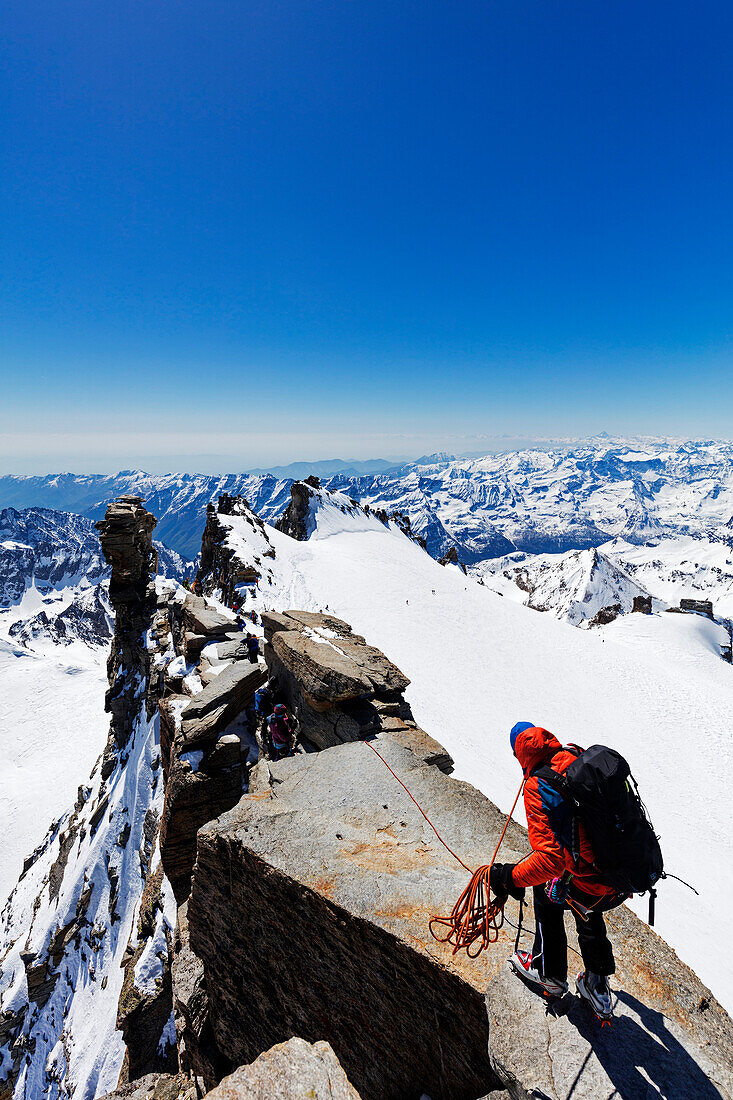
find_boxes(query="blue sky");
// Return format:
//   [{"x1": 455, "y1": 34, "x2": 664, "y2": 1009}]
[{"x1": 2, "y1": 1, "x2": 732, "y2": 472}]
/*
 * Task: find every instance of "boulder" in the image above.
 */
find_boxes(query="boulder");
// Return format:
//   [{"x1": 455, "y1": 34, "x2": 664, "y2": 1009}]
[
  {"x1": 262, "y1": 611, "x2": 409, "y2": 702},
  {"x1": 375, "y1": 717, "x2": 453, "y2": 772},
  {"x1": 215, "y1": 638, "x2": 251, "y2": 661},
  {"x1": 486, "y1": 966, "x2": 732, "y2": 1100},
  {"x1": 259, "y1": 612, "x2": 450, "y2": 767},
  {"x1": 632, "y1": 594, "x2": 652, "y2": 614},
  {"x1": 182, "y1": 595, "x2": 239, "y2": 637},
  {"x1": 188, "y1": 737, "x2": 733, "y2": 1100},
  {"x1": 205, "y1": 1038, "x2": 361, "y2": 1099},
  {"x1": 184, "y1": 632, "x2": 210, "y2": 662},
  {"x1": 180, "y1": 662, "x2": 266, "y2": 749}
]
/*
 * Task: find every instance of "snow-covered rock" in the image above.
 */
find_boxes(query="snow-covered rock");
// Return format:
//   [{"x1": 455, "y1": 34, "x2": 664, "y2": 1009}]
[
  {"x1": 474, "y1": 546, "x2": 653, "y2": 626},
  {"x1": 0, "y1": 507, "x2": 190, "y2": 608},
  {"x1": 0, "y1": 509, "x2": 108, "y2": 607},
  {"x1": 9, "y1": 583, "x2": 113, "y2": 648}
]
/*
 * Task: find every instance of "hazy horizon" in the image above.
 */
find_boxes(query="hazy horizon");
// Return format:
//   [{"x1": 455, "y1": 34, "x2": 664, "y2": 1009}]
[{"x1": 1, "y1": 431, "x2": 731, "y2": 478}]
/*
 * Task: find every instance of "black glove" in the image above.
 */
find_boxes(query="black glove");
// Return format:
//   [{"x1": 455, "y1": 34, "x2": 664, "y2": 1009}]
[{"x1": 489, "y1": 862, "x2": 525, "y2": 901}]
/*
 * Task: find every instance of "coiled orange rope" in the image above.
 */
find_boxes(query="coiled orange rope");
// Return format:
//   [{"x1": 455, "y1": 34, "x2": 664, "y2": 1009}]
[{"x1": 362, "y1": 738, "x2": 525, "y2": 958}]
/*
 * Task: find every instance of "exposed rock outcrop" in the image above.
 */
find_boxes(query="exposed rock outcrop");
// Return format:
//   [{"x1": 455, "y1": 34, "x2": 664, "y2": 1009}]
[
  {"x1": 97, "y1": 496, "x2": 158, "y2": 748},
  {"x1": 680, "y1": 597, "x2": 714, "y2": 617},
  {"x1": 588, "y1": 602, "x2": 621, "y2": 626},
  {"x1": 160, "y1": 732, "x2": 246, "y2": 903},
  {"x1": 632, "y1": 594, "x2": 653, "y2": 613},
  {"x1": 188, "y1": 736, "x2": 733, "y2": 1100},
  {"x1": 438, "y1": 545, "x2": 467, "y2": 573},
  {"x1": 172, "y1": 902, "x2": 227, "y2": 1092},
  {"x1": 188, "y1": 738, "x2": 522, "y2": 1099},
  {"x1": 198, "y1": 502, "x2": 268, "y2": 606},
  {"x1": 99, "y1": 1041, "x2": 360, "y2": 1100},
  {"x1": 486, "y1": 966, "x2": 732, "y2": 1099},
  {"x1": 274, "y1": 481, "x2": 318, "y2": 541},
  {"x1": 206, "y1": 1038, "x2": 361, "y2": 1099},
  {"x1": 261, "y1": 610, "x2": 453, "y2": 770},
  {"x1": 158, "y1": 592, "x2": 266, "y2": 901}
]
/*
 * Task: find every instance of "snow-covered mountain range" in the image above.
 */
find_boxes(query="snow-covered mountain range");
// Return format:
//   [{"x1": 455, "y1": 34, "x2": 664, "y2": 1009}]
[
  {"x1": 3, "y1": 438, "x2": 733, "y2": 560},
  {"x1": 0, "y1": 508, "x2": 191, "y2": 609}
]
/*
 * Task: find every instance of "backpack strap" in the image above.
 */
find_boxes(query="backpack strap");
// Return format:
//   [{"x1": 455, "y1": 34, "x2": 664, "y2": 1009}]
[
  {"x1": 531, "y1": 763, "x2": 568, "y2": 792},
  {"x1": 528, "y1": 744, "x2": 583, "y2": 781},
  {"x1": 530, "y1": 763, "x2": 581, "y2": 863}
]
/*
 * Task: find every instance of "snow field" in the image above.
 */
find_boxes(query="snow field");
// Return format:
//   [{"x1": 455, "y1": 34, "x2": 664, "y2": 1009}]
[{"x1": 0, "y1": 588, "x2": 109, "y2": 904}]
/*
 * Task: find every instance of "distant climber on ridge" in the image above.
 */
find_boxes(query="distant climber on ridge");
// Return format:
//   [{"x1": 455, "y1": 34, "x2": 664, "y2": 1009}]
[
  {"x1": 245, "y1": 632, "x2": 260, "y2": 663},
  {"x1": 489, "y1": 721, "x2": 651, "y2": 1021}
]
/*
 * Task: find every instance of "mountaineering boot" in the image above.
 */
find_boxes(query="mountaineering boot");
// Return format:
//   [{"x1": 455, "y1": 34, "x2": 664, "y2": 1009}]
[
  {"x1": 510, "y1": 950, "x2": 568, "y2": 998},
  {"x1": 576, "y1": 970, "x2": 613, "y2": 1019}
]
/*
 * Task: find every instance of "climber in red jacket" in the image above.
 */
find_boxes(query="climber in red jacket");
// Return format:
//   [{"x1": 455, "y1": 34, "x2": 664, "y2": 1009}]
[{"x1": 489, "y1": 723, "x2": 623, "y2": 1019}]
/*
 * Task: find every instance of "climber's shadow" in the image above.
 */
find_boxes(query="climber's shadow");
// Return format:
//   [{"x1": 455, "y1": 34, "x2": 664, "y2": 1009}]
[{"x1": 566, "y1": 989, "x2": 722, "y2": 1099}]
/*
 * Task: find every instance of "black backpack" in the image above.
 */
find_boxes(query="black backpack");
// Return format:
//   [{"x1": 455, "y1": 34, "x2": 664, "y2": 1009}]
[{"x1": 534, "y1": 744, "x2": 664, "y2": 900}]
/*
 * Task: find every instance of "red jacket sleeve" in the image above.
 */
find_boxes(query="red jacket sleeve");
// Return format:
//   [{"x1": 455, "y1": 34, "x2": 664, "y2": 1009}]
[{"x1": 511, "y1": 776, "x2": 566, "y2": 888}]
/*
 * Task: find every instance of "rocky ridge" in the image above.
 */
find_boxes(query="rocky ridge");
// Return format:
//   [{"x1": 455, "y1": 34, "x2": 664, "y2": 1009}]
[
  {"x1": 2, "y1": 492, "x2": 732, "y2": 1099},
  {"x1": 0, "y1": 498, "x2": 176, "y2": 1098},
  {"x1": 160, "y1": 494, "x2": 733, "y2": 1099}
]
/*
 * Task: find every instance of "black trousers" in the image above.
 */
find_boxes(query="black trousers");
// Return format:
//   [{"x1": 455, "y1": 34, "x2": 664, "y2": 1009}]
[{"x1": 531, "y1": 885, "x2": 618, "y2": 981}]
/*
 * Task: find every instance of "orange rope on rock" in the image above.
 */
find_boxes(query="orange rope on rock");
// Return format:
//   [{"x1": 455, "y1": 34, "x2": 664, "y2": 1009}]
[
  {"x1": 429, "y1": 779, "x2": 525, "y2": 957},
  {"x1": 362, "y1": 737, "x2": 525, "y2": 958}
]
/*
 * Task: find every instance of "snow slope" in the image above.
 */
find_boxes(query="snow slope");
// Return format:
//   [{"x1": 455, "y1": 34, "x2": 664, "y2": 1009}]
[
  {"x1": 0, "y1": 589, "x2": 109, "y2": 904},
  {"x1": 0, "y1": 704, "x2": 164, "y2": 1098},
  {"x1": 219, "y1": 490, "x2": 733, "y2": 1014}
]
